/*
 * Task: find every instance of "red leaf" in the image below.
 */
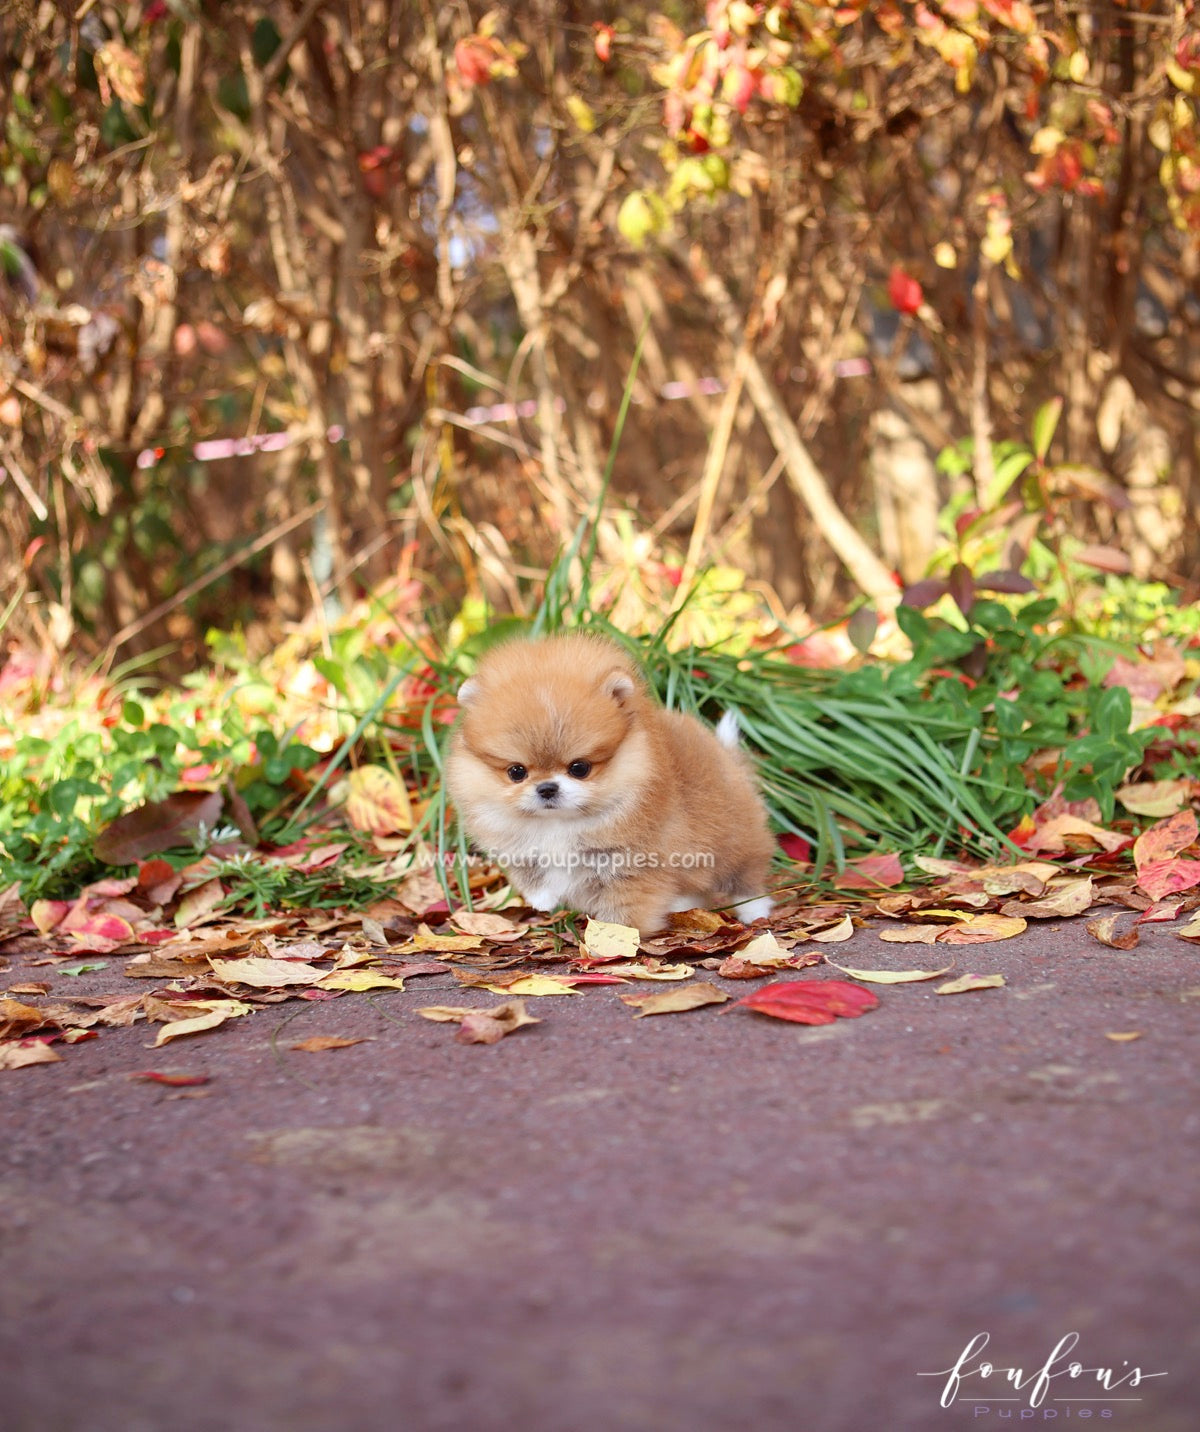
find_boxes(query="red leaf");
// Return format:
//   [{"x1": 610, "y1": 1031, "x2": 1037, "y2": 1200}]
[
  {"x1": 593, "y1": 22, "x2": 614, "y2": 63},
  {"x1": 835, "y1": 852, "x2": 905, "y2": 890},
  {"x1": 734, "y1": 979, "x2": 880, "y2": 1025},
  {"x1": 1133, "y1": 809, "x2": 1199, "y2": 870},
  {"x1": 778, "y1": 832, "x2": 811, "y2": 864},
  {"x1": 888, "y1": 265, "x2": 924, "y2": 315},
  {"x1": 94, "y1": 790, "x2": 225, "y2": 865}
]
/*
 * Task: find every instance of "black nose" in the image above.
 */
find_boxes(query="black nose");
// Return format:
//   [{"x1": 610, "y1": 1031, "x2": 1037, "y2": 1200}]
[{"x1": 536, "y1": 780, "x2": 559, "y2": 801}]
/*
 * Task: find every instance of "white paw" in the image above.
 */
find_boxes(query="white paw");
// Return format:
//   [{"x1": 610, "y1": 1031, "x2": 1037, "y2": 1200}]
[{"x1": 732, "y1": 895, "x2": 773, "y2": 924}]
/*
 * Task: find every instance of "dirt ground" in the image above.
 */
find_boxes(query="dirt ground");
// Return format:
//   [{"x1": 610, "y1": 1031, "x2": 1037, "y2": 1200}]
[{"x1": 2, "y1": 917, "x2": 1197, "y2": 1432}]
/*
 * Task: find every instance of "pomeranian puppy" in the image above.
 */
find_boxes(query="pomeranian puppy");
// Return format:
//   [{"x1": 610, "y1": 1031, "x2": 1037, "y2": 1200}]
[{"x1": 445, "y1": 632, "x2": 775, "y2": 934}]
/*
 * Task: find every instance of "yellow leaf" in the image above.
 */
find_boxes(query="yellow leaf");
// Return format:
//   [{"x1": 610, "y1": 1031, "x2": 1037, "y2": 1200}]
[
  {"x1": 878, "y1": 924, "x2": 944, "y2": 943},
  {"x1": 826, "y1": 960, "x2": 954, "y2": 985},
  {"x1": 0, "y1": 1041, "x2": 62, "y2": 1070},
  {"x1": 345, "y1": 765, "x2": 413, "y2": 835},
  {"x1": 810, "y1": 915, "x2": 855, "y2": 943},
  {"x1": 619, "y1": 981, "x2": 729, "y2": 1018},
  {"x1": 450, "y1": 911, "x2": 523, "y2": 940},
  {"x1": 580, "y1": 918, "x2": 642, "y2": 962},
  {"x1": 475, "y1": 974, "x2": 579, "y2": 997},
  {"x1": 209, "y1": 955, "x2": 326, "y2": 987},
  {"x1": 938, "y1": 913, "x2": 1026, "y2": 944},
  {"x1": 566, "y1": 94, "x2": 596, "y2": 133},
  {"x1": 396, "y1": 924, "x2": 485, "y2": 955},
  {"x1": 152, "y1": 999, "x2": 251, "y2": 1046},
  {"x1": 935, "y1": 973, "x2": 1006, "y2": 995},
  {"x1": 318, "y1": 970, "x2": 408, "y2": 992},
  {"x1": 933, "y1": 241, "x2": 957, "y2": 269},
  {"x1": 735, "y1": 931, "x2": 795, "y2": 966},
  {"x1": 1115, "y1": 779, "x2": 1189, "y2": 818},
  {"x1": 601, "y1": 961, "x2": 694, "y2": 981},
  {"x1": 1104, "y1": 1031, "x2": 1143, "y2": 1043}
]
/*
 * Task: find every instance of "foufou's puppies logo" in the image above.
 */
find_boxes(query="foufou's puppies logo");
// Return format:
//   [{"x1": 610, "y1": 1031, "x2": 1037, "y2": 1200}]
[{"x1": 919, "y1": 1331, "x2": 1166, "y2": 1414}]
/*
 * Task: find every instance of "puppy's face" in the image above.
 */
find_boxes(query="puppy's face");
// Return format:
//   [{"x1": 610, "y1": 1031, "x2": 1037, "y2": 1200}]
[{"x1": 447, "y1": 637, "x2": 651, "y2": 830}]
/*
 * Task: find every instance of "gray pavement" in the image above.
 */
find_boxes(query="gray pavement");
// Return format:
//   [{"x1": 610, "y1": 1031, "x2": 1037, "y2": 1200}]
[{"x1": 2, "y1": 918, "x2": 1197, "y2": 1431}]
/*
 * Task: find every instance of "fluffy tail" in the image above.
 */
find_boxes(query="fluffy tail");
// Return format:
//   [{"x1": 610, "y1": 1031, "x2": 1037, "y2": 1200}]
[{"x1": 714, "y1": 709, "x2": 740, "y2": 750}]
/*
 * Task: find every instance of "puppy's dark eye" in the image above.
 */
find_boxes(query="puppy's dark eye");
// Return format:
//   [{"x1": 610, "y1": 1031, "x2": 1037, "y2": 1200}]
[
  {"x1": 506, "y1": 764, "x2": 528, "y2": 783},
  {"x1": 566, "y1": 759, "x2": 592, "y2": 779}
]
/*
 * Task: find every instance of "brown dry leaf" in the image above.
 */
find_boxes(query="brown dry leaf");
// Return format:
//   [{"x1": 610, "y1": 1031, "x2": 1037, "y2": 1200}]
[
  {"x1": 0, "y1": 998, "x2": 49, "y2": 1040},
  {"x1": 1175, "y1": 916, "x2": 1200, "y2": 941},
  {"x1": 666, "y1": 908, "x2": 726, "y2": 934},
  {"x1": 416, "y1": 999, "x2": 540, "y2": 1044},
  {"x1": 619, "y1": 981, "x2": 730, "y2": 1018},
  {"x1": 825, "y1": 959, "x2": 954, "y2": 985},
  {"x1": 290, "y1": 1035, "x2": 375, "y2": 1052},
  {"x1": 449, "y1": 911, "x2": 523, "y2": 941},
  {"x1": 1086, "y1": 914, "x2": 1140, "y2": 950},
  {"x1": 1104, "y1": 1031, "x2": 1143, "y2": 1043},
  {"x1": 0, "y1": 1040, "x2": 62, "y2": 1070},
  {"x1": 1001, "y1": 876, "x2": 1095, "y2": 920},
  {"x1": 938, "y1": 913, "x2": 1027, "y2": 944},
  {"x1": 6, "y1": 982, "x2": 51, "y2": 997},
  {"x1": 208, "y1": 955, "x2": 326, "y2": 987},
  {"x1": 152, "y1": 999, "x2": 252, "y2": 1046},
  {"x1": 877, "y1": 924, "x2": 945, "y2": 944},
  {"x1": 580, "y1": 919, "x2": 642, "y2": 962},
  {"x1": 174, "y1": 878, "x2": 227, "y2": 929},
  {"x1": 935, "y1": 973, "x2": 1006, "y2": 995},
  {"x1": 735, "y1": 931, "x2": 795, "y2": 966},
  {"x1": 1018, "y1": 814, "x2": 1130, "y2": 856}
]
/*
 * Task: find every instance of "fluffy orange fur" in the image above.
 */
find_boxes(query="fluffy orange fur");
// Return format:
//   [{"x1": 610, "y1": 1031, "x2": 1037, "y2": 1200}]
[{"x1": 445, "y1": 632, "x2": 775, "y2": 934}]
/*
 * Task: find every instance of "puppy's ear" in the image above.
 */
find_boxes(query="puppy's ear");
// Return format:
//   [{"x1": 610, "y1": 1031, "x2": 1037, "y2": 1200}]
[
  {"x1": 457, "y1": 676, "x2": 479, "y2": 706},
  {"x1": 602, "y1": 668, "x2": 637, "y2": 707}
]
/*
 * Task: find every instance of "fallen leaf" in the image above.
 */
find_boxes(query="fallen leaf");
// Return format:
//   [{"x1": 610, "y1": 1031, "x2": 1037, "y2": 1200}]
[
  {"x1": 1135, "y1": 857, "x2": 1200, "y2": 903},
  {"x1": 416, "y1": 999, "x2": 540, "y2": 1044},
  {"x1": 599, "y1": 961, "x2": 695, "y2": 981},
  {"x1": 152, "y1": 999, "x2": 252, "y2": 1046},
  {"x1": 0, "y1": 998, "x2": 50, "y2": 1039},
  {"x1": 395, "y1": 925, "x2": 485, "y2": 955},
  {"x1": 1014, "y1": 813, "x2": 1130, "y2": 856},
  {"x1": 1104, "y1": 1031, "x2": 1143, "y2": 1043},
  {"x1": 0, "y1": 1040, "x2": 62, "y2": 1070},
  {"x1": 129, "y1": 1070, "x2": 211, "y2": 1086},
  {"x1": 1116, "y1": 779, "x2": 1189, "y2": 818},
  {"x1": 834, "y1": 852, "x2": 905, "y2": 890},
  {"x1": 937, "y1": 913, "x2": 1027, "y2": 944},
  {"x1": 29, "y1": 899, "x2": 70, "y2": 935},
  {"x1": 94, "y1": 789, "x2": 224, "y2": 864},
  {"x1": 208, "y1": 955, "x2": 327, "y2": 987},
  {"x1": 1001, "y1": 876, "x2": 1094, "y2": 920},
  {"x1": 877, "y1": 924, "x2": 945, "y2": 944},
  {"x1": 810, "y1": 915, "x2": 856, "y2": 943},
  {"x1": 174, "y1": 878, "x2": 227, "y2": 929},
  {"x1": 453, "y1": 970, "x2": 579, "y2": 997},
  {"x1": 449, "y1": 911, "x2": 523, "y2": 940},
  {"x1": 825, "y1": 960, "x2": 954, "y2": 985},
  {"x1": 1086, "y1": 914, "x2": 1140, "y2": 950},
  {"x1": 935, "y1": 973, "x2": 1006, "y2": 995},
  {"x1": 1133, "y1": 808, "x2": 1199, "y2": 868},
  {"x1": 733, "y1": 979, "x2": 880, "y2": 1025},
  {"x1": 345, "y1": 765, "x2": 413, "y2": 835},
  {"x1": 619, "y1": 981, "x2": 730, "y2": 1018},
  {"x1": 290, "y1": 1036, "x2": 375, "y2": 1052},
  {"x1": 580, "y1": 919, "x2": 642, "y2": 962},
  {"x1": 56, "y1": 960, "x2": 110, "y2": 976},
  {"x1": 317, "y1": 970, "x2": 409, "y2": 992},
  {"x1": 1175, "y1": 916, "x2": 1200, "y2": 942}
]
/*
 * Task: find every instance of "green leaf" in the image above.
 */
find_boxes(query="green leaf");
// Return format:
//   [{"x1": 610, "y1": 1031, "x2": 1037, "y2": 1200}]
[{"x1": 1031, "y1": 397, "x2": 1063, "y2": 462}]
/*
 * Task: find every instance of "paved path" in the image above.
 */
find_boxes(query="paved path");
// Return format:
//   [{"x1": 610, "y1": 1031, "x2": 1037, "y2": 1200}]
[{"x1": 2, "y1": 919, "x2": 1196, "y2": 1431}]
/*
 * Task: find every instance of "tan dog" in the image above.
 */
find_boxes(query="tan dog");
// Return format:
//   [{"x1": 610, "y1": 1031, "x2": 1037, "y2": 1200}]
[{"x1": 445, "y1": 633, "x2": 775, "y2": 934}]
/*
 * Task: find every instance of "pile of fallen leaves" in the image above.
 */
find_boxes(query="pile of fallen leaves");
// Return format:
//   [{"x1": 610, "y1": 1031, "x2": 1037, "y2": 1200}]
[{"x1": 4, "y1": 795, "x2": 1199, "y2": 1069}]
